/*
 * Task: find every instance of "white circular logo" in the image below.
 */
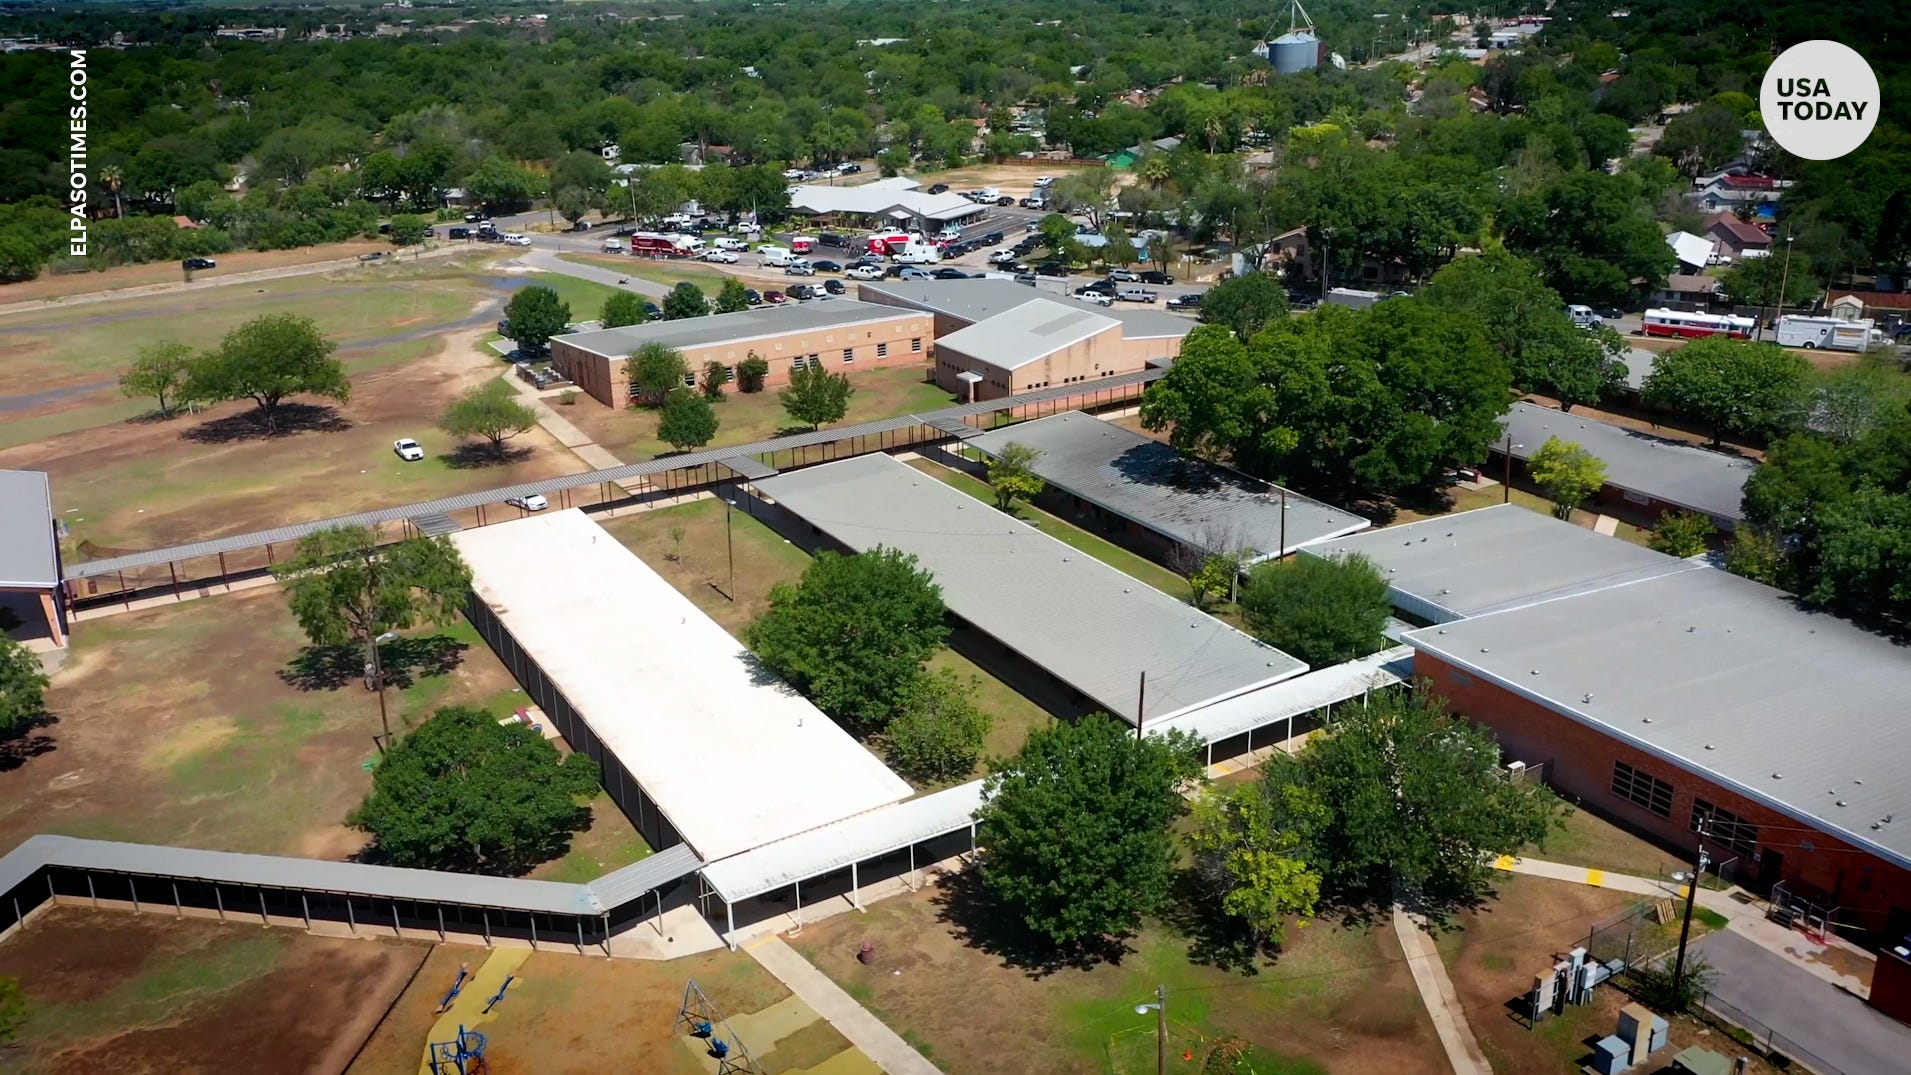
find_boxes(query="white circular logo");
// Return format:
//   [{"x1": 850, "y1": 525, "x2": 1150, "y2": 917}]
[{"x1": 1760, "y1": 41, "x2": 1879, "y2": 161}]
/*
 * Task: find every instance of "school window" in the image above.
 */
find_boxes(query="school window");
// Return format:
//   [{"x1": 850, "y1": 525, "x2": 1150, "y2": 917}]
[
  {"x1": 1691, "y1": 800, "x2": 1759, "y2": 858},
  {"x1": 682, "y1": 373, "x2": 696, "y2": 388},
  {"x1": 843, "y1": 348, "x2": 855, "y2": 364},
  {"x1": 724, "y1": 366, "x2": 736, "y2": 382},
  {"x1": 791, "y1": 357, "x2": 808, "y2": 372},
  {"x1": 876, "y1": 342, "x2": 889, "y2": 358},
  {"x1": 1611, "y1": 761, "x2": 1674, "y2": 818},
  {"x1": 911, "y1": 337, "x2": 923, "y2": 352}
]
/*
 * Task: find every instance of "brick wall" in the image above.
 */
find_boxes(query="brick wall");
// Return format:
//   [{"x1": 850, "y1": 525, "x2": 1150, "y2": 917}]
[{"x1": 1416, "y1": 652, "x2": 1911, "y2": 937}]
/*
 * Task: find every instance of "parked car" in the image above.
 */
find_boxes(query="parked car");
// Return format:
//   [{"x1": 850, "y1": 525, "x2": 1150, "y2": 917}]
[
  {"x1": 836, "y1": 161, "x2": 863, "y2": 174},
  {"x1": 503, "y1": 233, "x2": 532, "y2": 247},
  {"x1": 846, "y1": 263, "x2": 886, "y2": 280},
  {"x1": 996, "y1": 196, "x2": 1015, "y2": 206},
  {"x1": 764, "y1": 289, "x2": 787, "y2": 304},
  {"x1": 1076, "y1": 280, "x2": 1117, "y2": 296},
  {"x1": 787, "y1": 283, "x2": 817, "y2": 300},
  {"x1": 1166, "y1": 293, "x2": 1203, "y2": 312},
  {"x1": 463, "y1": 212, "x2": 485, "y2": 223},
  {"x1": 182, "y1": 257, "x2": 216, "y2": 270},
  {"x1": 782, "y1": 168, "x2": 807, "y2": 179},
  {"x1": 784, "y1": 262, "x2": 816, "y2": 276},
  {"x1": 358, "y1": 252, "x2": 385, "y2": 262},
  {"x1": 810, "y1": 260, "x2": 844, "y2": 273},
  {"x1": 823, "y1": 278, "x2": 846, "y2": 295},
  {"x1": 1139, "y1": 270, "x2": 1172, "y2": 285},
  {"x1": 745, "y1": 288, "x2": 763, "y2": 305},
  {"x1": 714, "y1": 236, "x2": 749, "y2": 252},
  {"x1": 447, "y1": 227, "x2": 471, "y2": 240},
  {"x1": 1106, "y1": 268, "x2": 1141, "y2": 283},
  {"x1": 981, "y1": 231, "x2": 1004, "y2": 246},
  {"x1": 643, "y1": 301, "x2": 662, "y2": 319},
  {"x1": 1117, "y1": 287, "x2": 1159, "y2": 303},
  {"x1": 1035, "y1": 262, "x2": 1071, "y2": 277},
  {"x1": 927, "y1": 183, "x2": 950, "y2": 194},
  {"x1": 1012, "y1": 272, "x2": 1037, "y2": 285},
  {"x1": 507, "y1": 494, "x2": 549, "y2": 512},
  {"x1": 819, "y1": 233, "x2": 846, "y2": 248},
  {"x1": 899, "y1": 266, "x2": 934, "y2": 281},
  {"x1": 1593, "y1": 306, "x2": 1625, "y2": 320},
  {"x1": 700, "y1": 249, "x2": 739, "y2": 263},
  {"x1": 989, "y1": 250, "x2": 1020, "y2": 266},
  {"x1": 1077, "y1": 291, "x2": 1113, "y2": 307},
  {"x1": 393, "y1": 438, "x2": 425, "y2": 462},
  {"x1": 932, "y1": 267, "x2": 970, "y2": 280}
]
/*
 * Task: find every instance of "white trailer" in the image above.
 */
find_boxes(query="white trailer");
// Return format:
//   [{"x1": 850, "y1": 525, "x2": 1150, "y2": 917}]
[
  {"x1": 1325, "y1": 287, "x2": 1382, "y2": 310},
  {"x1": 1774, "y1": 315, "x2": 1885, "y2": 352}
]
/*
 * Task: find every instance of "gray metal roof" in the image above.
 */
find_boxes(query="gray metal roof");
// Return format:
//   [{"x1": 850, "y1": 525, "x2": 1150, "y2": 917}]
[
  {"x1": 1404, "y1": 567, "x2": 1911, "y2": 871},
  {"x1": 754, "y1": 454, "x2": 1306, "y2": 726},
  {"x1": 553, "y1": 301, "x2": 921, "y2": 361},
  {"x1": 65, "y1": 369, "x2": 1166, "y2": 581},
  {"x1": 1301, "y1": 504, "x2": 1703, "y2": 622},
  {"x1": 968, "y1": 413, "x2": 1369, "y2": 560},
  {"x1": 718, "y1": 456, "x2": 778, "y2": 481},
  {"x1": 0, "y1": 470, "x2": 58, "y2": 589},
  {"x1": 857, "y1": 279, "x2": 1194, "y2": 340},
  {"x1": 409, "y1": 512, "x2": 462, "y2": 537},
  {"x1": 1148, "y1": 646, "x2": 1413, "y2": 745},
  {"x1": 1500, "y1": 402, "x2": 1756, "y2": 524},
  {"x1": 934, "y1": 299, "x2": 1119, "y2": 370},
  {"x1": 585, "y1": 842, "x2": 703, "y2": 908}
]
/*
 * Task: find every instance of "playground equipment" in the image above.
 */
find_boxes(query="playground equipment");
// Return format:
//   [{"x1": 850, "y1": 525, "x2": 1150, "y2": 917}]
[
  {"x1": 436, "y1": 962, "x2": 472, "y2": 1014},
  {"x1": 674, "y1": 979, "x2": 768, "y2": 1075},
  {"x1": 428, "y1": 1024, "x2": 489, "y2": 1075},
  {"x1": 482, "y1": 974, "x2": 515, "y2": 1015}
]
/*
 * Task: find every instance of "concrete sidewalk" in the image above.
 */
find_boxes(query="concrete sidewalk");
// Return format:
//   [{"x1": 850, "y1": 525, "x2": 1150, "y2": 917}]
[
  {"x1": 1392, "y1": 906, "x2": 1493, "y2": 1075},
  {"x1": 746, "y1": 936, "x2": 942, "y2": 1075}
]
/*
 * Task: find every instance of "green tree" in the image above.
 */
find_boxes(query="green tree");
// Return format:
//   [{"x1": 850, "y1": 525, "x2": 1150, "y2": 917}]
[
  {"x1": 884, "y1": 667, "x2": 993, "y2": 783},
  {"x1": 744, "y1": 548, "x2": 947, "y2": 727},
  {"x1": 1100, "y1": 221, "x2": 1138, "y2": 269},
  {"x1": 1037, "y1": 213, "x2": 1076, "y2": 259},
  {"x1": 700, "y1": 360, "x2": 729, "y2": 399},
  {"x1": 977, "y1": 715, "x2": 1204, "y2": 951},
  {"x1": 657, "y1": 388, "x2": 719, "y2": 451},
  {"x1": 737, "y1": 353, "x2": 770, "y2": 393},
  {"x1": 0, "y1": 635, "x2": 51, "y2": 735},
  {"x1": 1649, "y1": 510, "x2": 1714, "y2": 558},
  {"x1": 1724, "y1": 526, "x2": 1785, "y2": 586},
  {"x1": 1641, "y1": 338, "x2": 1812, "y2": 446},
  {"x1": 1528, "y1": 436, "x2": 1608, "y2": 519},
  {"x1": 1184, "y1": 784, "x2": 1321, "y2": 948},
  {"x1": 876, "y1": 147, "x2": 911, "y2": 176},
  {"x1": 715, "y1": 278, "x2": 751, "y2": 314},
  {"x1": 501, "y1": 286, "x2": 571, "y2": 359},
  {"x1": 183, "y1": 314, "x2": 349, "y2": 432},
  {"x1": 1521, "y1": 321, "x2": 1627, "y2": 412},
  {"x1": 349, "y1": 705, "x2": 600, "y2": 873},
  {"x1": 1145, "y1": 234, "x2": 1175, "y2": 276},
  {"x1": 1717, "y1": 255, "x2": 1818, "y2": 309},
  {"x1": 1502, "y1": 171, "x2": 1676, "y2": 304},
  {"x1": 1239, "y1": 554, "x2": 1390, "y2": 668},
  {"x1": 629, "y1": 342, "x2": 690, "y2": 407},
  {"x1": 554, "y1": 186, "x2": 593, "y2": 227},
  {"x1": 779, "y1": 358, "x2": 854, "y2": 430},
  {"x1": 438, "y1": 381, "x2": 537, "y2": 459},
  {"x1": 662, "y1": 282, "x2": 708, "y2": 320},
  {"x1": 388, "y1": 214, "x2": 430, "y2": 246},
  {"x1": 1810, "y1": 489, "x2": 1911, "y2": 628},
  {"x1": 1263, "y1": 688, "x2": 1565, "y2": 908},
  {"x1": 1198, "y1": 272, "x2": 1288, "y2": 343},
  {"x1": 119, "y1": 339, "x2": 194, "y2": 417},
  {"x1": 986, "y1": 442, "x2": 1045, "y2": 512},
  {"x1": 600, "y1": 291, "x2": 648, "y2": 329},
  {"x1": 1419, "y1": 251, "x2": 1622, "y2": 410},
  {"x1": 272, "y1": 527, "x2": 472, "y2": 706}
]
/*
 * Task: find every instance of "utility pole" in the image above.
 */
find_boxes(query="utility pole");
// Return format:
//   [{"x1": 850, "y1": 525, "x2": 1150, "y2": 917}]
[
  {"x1": 1134, "y1": 670, "x2": 1147, "y2": 742},
  {"x1": 1154, "y1": 985, "x2": 1167, "y2": 1075},
  {"x1": 366, "y1": 630, "x2": 395, "y2": 752},
  {"x1": 1502, "y1": 434, "x2": 1513, "y2": 503},
  {"x1": 1278, "y1": 486, "x2": 1288, "y2": 560},
  {"x1": 1770, "y1": 233, "x2": 1796, "y2": 338},
  {"x1": 724, "y1": 497, "x2": 736, "y2": 601},
  {"x1": 1671, "y1": 817, "x2": 1710, "y2": 997}
]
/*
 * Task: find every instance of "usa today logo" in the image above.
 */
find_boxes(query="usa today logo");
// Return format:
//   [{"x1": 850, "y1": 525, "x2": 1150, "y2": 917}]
[{"x1": 1761, "y1": 40, "x2": 1879, "y2": 160}]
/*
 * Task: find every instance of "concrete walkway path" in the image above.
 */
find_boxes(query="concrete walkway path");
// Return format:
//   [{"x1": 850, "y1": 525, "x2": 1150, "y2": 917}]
[
  {"x1": 1392, "y1": 906, "x2": 1493, "y2": 1075},
  {"x1": 746, "y1": 936, "x2": 943, "y2": 1075}
]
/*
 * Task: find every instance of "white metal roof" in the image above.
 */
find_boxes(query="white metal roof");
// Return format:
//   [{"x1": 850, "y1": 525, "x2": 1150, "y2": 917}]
[
  {"x1": 1301, "y1": 504, "x2": 1703, "y2": 622},
  {"x1": 701, "y1": 780, "x2": 985, "y2": 903},
  {"x1": 755, "y1": 454, "x2": 1305, "y2": 726},
  {"x1": 1148, "y1": 646, "x2": 1413, "y2": 745},
  {"x1": 0, "y1": 470, "x2": 58, "y2": 589},
  {"x1": 968, "y1": 413, "x2": 1369, "y2": 559},
  {"x1": 451, "y1": 511, "x2": 911, "y2": 861},
  {"x1": 934, "y1": 298, "x2": 1119, "y2": 369},
  {"x1": 1405, "y1": 567, "x2": 1911, "y2": 871},
  {"x1": 1500, "y1": 402, "x2": 1756, "y2": 524},
  {"x1": 787, "y1": 183, "x2": 981, "y2": 222},
  {"x1": 1666, "y1": 230, "x2": 1716, "y2": 269}
]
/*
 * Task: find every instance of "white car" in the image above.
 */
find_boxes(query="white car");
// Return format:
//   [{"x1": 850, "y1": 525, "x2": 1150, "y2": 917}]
[
  {"x1": 713, "y1": 237, "x2": 748, "y2": 251},
  {"x1": 989, "y1": 250, "x2": 1019, "y2": 265},
  {"x1": 1076, "y1": 291, "x2": 1112, "y2": 306},
  {"x1": 846, "y1": 264, "x2": 886, "y2": 280},
  {"x1": 782, "y1": 168, "x2": 807, "y2": 180},
  {"x1": 503, "y1": 233, "x2": 531, "y2": 247},
  {"x1": 784, "y1": 262, "x2": 816, "y2": 276},
  {"x1": 700, "y1": 249, "x2": 739, "y2": 263},
  {"x1": 393, "y1": 438, "x2": 424, "y2": 462},
  {"x1": 507, "y1": 494, "x2": 549, "y2": 512}
]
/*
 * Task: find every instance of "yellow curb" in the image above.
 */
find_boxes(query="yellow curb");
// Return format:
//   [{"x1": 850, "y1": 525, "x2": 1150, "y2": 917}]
[
  {"x1": 1586, "y1": 868, "x2": 1606, "y2": 887},
  {"x1": 1493, "y1": 855, "x2": 1516, "y2": 871}
]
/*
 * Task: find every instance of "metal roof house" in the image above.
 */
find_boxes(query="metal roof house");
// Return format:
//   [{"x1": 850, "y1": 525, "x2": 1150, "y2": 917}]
[
  {"x1": 968, "y1": 412, "x2": 1368, "y2": 562},
  {"x1": 1496, "y1": 402, "x2": 1756, "y2": 527},
  {"x1": 755, "y1": 453, "x2": 1307, "y2": 725},
  {"x1": 0, "y1": 470, "x2": 64, "y2": 649}
]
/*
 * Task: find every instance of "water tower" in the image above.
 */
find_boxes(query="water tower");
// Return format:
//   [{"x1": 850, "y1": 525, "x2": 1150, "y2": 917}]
[{"x1": 1268, "y1": 0, "x2": 1321, "y2": 75}]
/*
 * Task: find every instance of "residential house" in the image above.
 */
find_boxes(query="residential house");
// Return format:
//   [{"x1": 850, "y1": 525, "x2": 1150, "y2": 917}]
[{"x1": 1705, "y1": 212, "x2": 1770, "y2": 259}]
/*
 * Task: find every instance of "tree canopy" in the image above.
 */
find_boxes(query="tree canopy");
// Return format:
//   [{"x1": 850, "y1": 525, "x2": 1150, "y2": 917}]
[
  {"x1": 662, "y1": 282, "x2": 709, "y2": 320},
  {"x1": 350, "y1": 705, "x2": 601, "y2": 873},
  {"x1": 1239, "y1": 553, "x2": 1391, "y2": 668},
  {"x1": 438, "y1": 381, "x2": 537, "y2": 459},
  {"x1": 977, "y1": 715, "x2": 1203, "y2": 952},
  {"x1": 119, "y1": 339, "x2": 194, "y2": 417},
  {"x1": 1418, "y1": 251, "x2": 1624, "y2": 411},
  {"x1": 502, "y1": 286, "x2": 570, "y2": 359},
  {"x1": 629, "y1": 342, "x2": 690, "y2": 407},
  {"x1": 657, "y1": 388, "x2": 720, "y2": 451},
  {"x1": 884, "y1": 667, "x2": 992, "y2": 783},
  {"x1": 779, "y1": 358, "x2": 855, "y2": 430},
  {"x1": 0, "y1": 635, "x2": 50, "y2": 735},
  {"x1": 600, "y1": 291, "x2": 649, "y2": 329},
  {"x1": 1527, "y1": 436, "x2": 1608, "y2": 519},
  {"x1": 273, "y1": 526, "x2": 472, "y2": 658},
  {"x1": 183, "y1": 313, "x2": 348, "y2": 431},
  {"x1": 1198, "y1": 272, "x2": 1288, "y2": 343},
  {"x1": 986, "y1": 442, "x2": 1045, "y2": 512},
  {"x1": 1641, "y1": 338, "x2": 1812, "y2": 446},
  {"x1": 744, "y1": 548, "x2": 947, "y2": 728}
]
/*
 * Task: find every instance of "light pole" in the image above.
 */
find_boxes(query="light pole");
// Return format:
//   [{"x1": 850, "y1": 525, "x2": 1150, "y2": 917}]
[
  {"x1": 1319, "y1": 226, "x2": 1334, "y2": 302},
  {"x1": 1770, "y1": 233, "x2": 1797, "y2": 337},
  {"x1": 1134, "y1": 986, "x2": 1167, "y2": 1075},
  {"x1": 1671, "y1": 818, "x2": 1710, "y2": 1000},
  {"x1": 723, "y1": 498, "x2": 737, "y2": 601},
  {"x1": 365, "y1": 629, "x2": 400, "y2": 752}
]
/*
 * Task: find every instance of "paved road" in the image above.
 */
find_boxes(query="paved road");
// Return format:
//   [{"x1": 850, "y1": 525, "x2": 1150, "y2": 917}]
[{"x1": 1694, "y1": 929, "x2": 1911, "y2": 1075}]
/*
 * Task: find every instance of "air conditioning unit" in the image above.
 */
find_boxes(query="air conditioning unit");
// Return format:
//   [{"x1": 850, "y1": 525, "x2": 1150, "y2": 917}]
[{"x1": 1507, "y1": 761, "x2": 1528, "y2": 775}]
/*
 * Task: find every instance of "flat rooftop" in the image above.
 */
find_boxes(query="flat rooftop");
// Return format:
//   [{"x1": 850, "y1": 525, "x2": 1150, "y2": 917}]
[
  {"x1": 451, "y1": 511, "x2": 911, "y2": 861},
  {"x1": 1404, "y1": 567, "x2": 1911, "y2": 870},
  {"x1": 0, "y1": 470, "x2": 57, "y2": 589},
  {"x1": 1302, "y1": 504, "x2": 1701, "y2": 621},
  {"x1": 857, "y1": 278, "x2": 1194, "y2": 340},
  {"x1": 935, "y1": 299, "x2": 1118, "y2": 369},
  {"x1": 1500, "y1": 402, "x2": 1756, "y2": 523},
  {"x1": 552, "y1": 301, "x2": 920, "y2": 361},
  {"x1": 755, "y1": 454, "x2": 1305, "y2": 726},
  {"x1": 969, "y1": 413, "x2": 1368, "y2": 560}
]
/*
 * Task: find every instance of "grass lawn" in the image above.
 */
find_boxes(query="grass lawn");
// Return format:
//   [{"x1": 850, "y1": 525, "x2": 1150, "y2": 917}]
[
  {"x1": 11, "y1": 589, "x2": 647, "y2": 872},
  {"x1": 1528, "y1": 806, "x2": 1681, "y2": 881},
  {"x1": 790, "y1": 873, "x2": 1443, "y2": 1074},
  {"x1": 568, "y1": 363, "x2": 955, "y2": 463},
  {"x1": 599, "y1": 498, "x2": 1053, "y2": 779},
  {"x1": 522, "y1": 268, "x2": 630, "y2": 324},
  {"x1": 559, "y1": 253, "x2": 734, "y2": 296}
]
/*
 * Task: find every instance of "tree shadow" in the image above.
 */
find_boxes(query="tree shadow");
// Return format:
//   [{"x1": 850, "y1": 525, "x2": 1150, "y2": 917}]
[
  {"x1": 126, "y1": 408, "x2": 184, "y2": 425},
  {"x1": 929, "y1": 865, "x2": 1135, "y2": 979},
  {"x1": 441, "y1": 442, "x2": 533, "y2": 470},
  {"x1": 1156, "y1": 869, "x2": 1266, "y2": 974},
  {"x1": 279, "y1": 634, "x2": 468, "y2": 692},
  {"x1": 0, "y1": 711, "x2": 59, "y2": 773},
  {"x1": 182, "y1": 402, "x2": 351, "y2": 444},
  {"x1": 773, "y1": 424, "x2": 816, "y2": 437},
  {"x1": 349, "y1": 801, "x2": 590, "y2": 878}
]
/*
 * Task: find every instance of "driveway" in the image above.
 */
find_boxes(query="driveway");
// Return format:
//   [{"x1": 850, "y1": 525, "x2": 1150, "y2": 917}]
[{"x1": 1694, "y1": 929, "x2": 1911, "y2": 1074}]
